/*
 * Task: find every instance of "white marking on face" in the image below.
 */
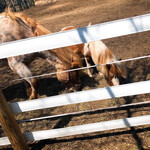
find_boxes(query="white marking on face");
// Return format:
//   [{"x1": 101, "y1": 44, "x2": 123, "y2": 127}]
[
  {"x1": 112, "y1": 77, "x2": 119, "y2": 86},
  {"x1": 84, "y1": 43, "x2": 90, "y2": 55}
]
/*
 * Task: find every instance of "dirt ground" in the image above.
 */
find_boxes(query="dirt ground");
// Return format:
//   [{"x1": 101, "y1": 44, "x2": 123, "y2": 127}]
[{"x1": 0, "y1": 0, "x2": 150, "y2": 149}]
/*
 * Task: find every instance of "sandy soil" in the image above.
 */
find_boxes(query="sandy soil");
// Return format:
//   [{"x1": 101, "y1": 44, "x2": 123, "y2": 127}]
[{"x1": 0, "y1": 0, "x2": 150, "y2": 149}]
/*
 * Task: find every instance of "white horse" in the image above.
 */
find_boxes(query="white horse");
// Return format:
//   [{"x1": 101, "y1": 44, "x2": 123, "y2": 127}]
[{"x1": 84, "y1": 40, "x2": 123, "y2": 86}]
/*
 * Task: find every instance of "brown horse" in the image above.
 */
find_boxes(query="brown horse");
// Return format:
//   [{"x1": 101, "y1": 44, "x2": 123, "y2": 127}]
[
  {"x1": 14, "y1": 12, "x2": 83, "y2": 90},
  {"x1": 61, "y1": 26, "x2": 124, "y2": 86},
  {"x1": 1, "y1": 9, "x2": 83, "y2": 99}
]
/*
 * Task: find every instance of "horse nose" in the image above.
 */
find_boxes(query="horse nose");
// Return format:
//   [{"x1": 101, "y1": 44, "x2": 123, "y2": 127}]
[{"x1": 112, "y1": 77, "x2": 120, "y2": 86}]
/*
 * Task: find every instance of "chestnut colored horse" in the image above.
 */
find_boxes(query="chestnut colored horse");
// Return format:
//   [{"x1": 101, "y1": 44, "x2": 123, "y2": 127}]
[
  {"x1": 14, "y1": 12, "x2": 83, "y2": 90},
  {"x1": 61, "y1": 26, "x2": 124, "y2": 86},
  {"x1": 1, "y1": 9, "x2": 82, "y2": 99}
]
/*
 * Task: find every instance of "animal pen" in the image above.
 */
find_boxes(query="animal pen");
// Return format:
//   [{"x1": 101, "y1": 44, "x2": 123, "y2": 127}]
[{"x1": 0, "y1": 13, "x2": 150, "y2": 149}]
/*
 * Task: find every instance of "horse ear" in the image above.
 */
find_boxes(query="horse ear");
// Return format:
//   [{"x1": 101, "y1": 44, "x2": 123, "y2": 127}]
[
  {"x1": 7, "y1": 7, "x2": 12, "y2": 13},
  {"x1": 88, "y1": 22, "x2": 92, "y2": 26},
  {"x1": 5, "y1": 6, "x2": 11, "y2": 16},
  {"x1": 5, "y1": 7, "x2": 8, "y2": 16}
]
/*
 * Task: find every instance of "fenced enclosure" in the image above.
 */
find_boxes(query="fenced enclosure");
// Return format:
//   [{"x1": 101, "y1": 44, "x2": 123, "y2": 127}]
[
  {"x1": 0, "y1": 0, "x2": 35, "y2": 12},
  {"x1": 0, "y1": 12, "x2": 150, "y2": 149}
]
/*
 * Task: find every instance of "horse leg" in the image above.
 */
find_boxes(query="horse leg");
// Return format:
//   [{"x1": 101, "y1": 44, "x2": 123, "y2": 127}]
[
  {"x1": 24, "y1": 78, "x2": 39, "y2": 99},
  {"x1": 84, "y1": 56, "x2": 93, "y2": 77},
  {"x1": 8, "y1": 59, "x2": 39, "y2": 99}
]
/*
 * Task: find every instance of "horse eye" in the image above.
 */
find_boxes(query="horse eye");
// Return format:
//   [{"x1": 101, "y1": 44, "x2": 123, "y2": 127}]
[{"x1": 111, "y1": 74, "x2": 116, "y2": 78}]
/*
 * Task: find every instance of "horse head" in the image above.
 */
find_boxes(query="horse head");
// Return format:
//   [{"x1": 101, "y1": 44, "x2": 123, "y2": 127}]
[{"x1": 107, "y1": 64, "x2": 123, "y2": 86}]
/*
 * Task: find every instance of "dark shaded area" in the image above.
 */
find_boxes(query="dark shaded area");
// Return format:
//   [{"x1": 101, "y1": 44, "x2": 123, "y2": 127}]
[
  {"x1": 122, "y1": 58, "x2": 150, "y2": 85},
  {"x1": 53, "y1": 116, "x2": 73, "y2": 129},
  {"x1": 2, "y1": 82, "x2": 28, "y2": 101},
  {"x1": 2, "y1": 73, "x2": 98, "y2": 101},
  {"x1": 0, "y1": 0, "x2": 35, "y2": 12},
  {"x1": 0, "y1": 0, "x2": 7, "y2": 13},
  {"x1": 2, "y1": 77, "x2": 64, "y2": 101}
]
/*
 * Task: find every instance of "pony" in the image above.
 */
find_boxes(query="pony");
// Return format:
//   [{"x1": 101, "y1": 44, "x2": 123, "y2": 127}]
[
  {"x1": 1, "y1": 9, "x2": 83, "y2": 99},
  {"x1": 84, "y1": 40, "x2": 124, "y2": 86},
  {"x1": 12, "y1": 11, "x2": 83, "y2": 90},
  {"x1": 61, "y1": 26, "x2": 124, "y2": 86}
]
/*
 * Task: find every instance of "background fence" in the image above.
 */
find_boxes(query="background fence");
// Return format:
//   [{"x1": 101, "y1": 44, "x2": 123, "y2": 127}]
[
  {"x1": 0, "y1": 0, "x2": 35, "y2": 12},
  {"x1": 0, "y1": 13, "x2": 150, "y2": 148}
]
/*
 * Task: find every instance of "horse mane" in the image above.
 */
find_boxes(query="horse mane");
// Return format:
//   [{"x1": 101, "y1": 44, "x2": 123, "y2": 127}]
[
  {"x1": 3, "y1": 7, "x2": 32, "y2": 30},
  {"x1": 19, "y1": 17, "x2": 83, "y2": 69},
  {"x1": 4, "y1": 7, "x2": 51, "y2": 36},
  {"x1": 14, "y1": 13, "x2": 51, "y2": 36}
]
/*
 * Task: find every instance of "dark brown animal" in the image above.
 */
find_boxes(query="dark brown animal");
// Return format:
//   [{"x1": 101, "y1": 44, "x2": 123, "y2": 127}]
[{"x1": 15, "y1": 12, "x2": 83, "y2": 90}]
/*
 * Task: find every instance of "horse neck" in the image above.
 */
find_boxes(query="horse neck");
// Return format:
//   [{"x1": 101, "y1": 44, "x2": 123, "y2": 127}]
[
  {"x1": 34, "y1": 24, "x2": 51, "y2": 36},
  {"x1": 91, "y1": 40, "x2": 116, "y2": 63},
  {"x1": 14, "y1": 13, "x2": 51, "y2": 36}
]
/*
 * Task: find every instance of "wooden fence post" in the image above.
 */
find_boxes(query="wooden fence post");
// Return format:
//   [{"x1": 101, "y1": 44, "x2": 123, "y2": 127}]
[{"x1": 0, "y1": 90, "x2": 29, "y2": 150}]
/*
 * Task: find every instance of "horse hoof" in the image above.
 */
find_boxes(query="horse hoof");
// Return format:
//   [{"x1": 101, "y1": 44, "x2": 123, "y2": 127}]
[
  {"x1": 88, "y1": 74, "x2": 93, "y2": 77},
  {"x1": 29, "y1": 94, "x2": 38, "y2": 100}
]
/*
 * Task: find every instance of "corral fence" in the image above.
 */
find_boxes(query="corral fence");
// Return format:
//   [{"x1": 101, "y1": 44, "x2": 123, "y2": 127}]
[
  {"x1": 0, "y1": 14, "x2": 150, "y2": 149},
  {"x1": 0, "y1": 0, "x2": 35, "y2": 12}
]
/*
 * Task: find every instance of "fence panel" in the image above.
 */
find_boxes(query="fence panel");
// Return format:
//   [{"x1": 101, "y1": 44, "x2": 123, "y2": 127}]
[{"x1": 0, "y1": 13, "x2": 150, "y2": 147}]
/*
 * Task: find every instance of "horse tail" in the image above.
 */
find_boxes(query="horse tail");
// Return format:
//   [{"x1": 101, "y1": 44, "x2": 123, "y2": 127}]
[{"x1": 88, "y1": 22, "x2": 92, "y2": 26}]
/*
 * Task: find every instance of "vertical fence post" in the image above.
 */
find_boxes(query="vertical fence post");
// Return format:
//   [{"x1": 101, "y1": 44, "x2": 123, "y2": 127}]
[{"x1": 0, "y1": 90, "x2": 29, "y2": 150}]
